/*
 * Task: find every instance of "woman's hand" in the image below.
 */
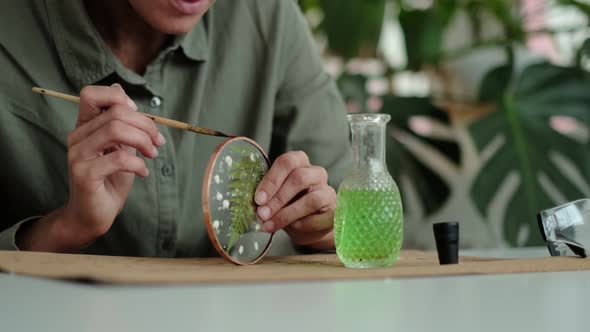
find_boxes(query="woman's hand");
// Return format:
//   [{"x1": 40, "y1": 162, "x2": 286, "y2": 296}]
[
  {"x1": 255, "y1": 151, "x2": 336, "y2": 251},
  {"x1": 17, "y1": 84, "x2": 165, "y2": 252}
]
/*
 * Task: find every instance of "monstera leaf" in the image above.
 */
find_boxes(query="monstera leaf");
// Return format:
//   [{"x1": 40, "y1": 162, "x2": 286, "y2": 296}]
[
  {"x1": 319, "y1": 0, "x2": 386, "y2": 58},
  {"x1": 478, "y1": 64, "x2": 513, "y2": 103},
  {"x1": 381, "y1": 97, "x2": 459, "y2": 216},
  {"x1": 470, "y1": 63, "x2": 590, "y2": 246}
]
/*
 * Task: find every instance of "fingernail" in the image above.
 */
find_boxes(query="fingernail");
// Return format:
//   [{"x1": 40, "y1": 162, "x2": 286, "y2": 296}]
[
  {"x1": 255, "y1": 191, "x2": 268, "y2": 205},
  {"x1": 152, "y1": 147, "x2": 159, "y2": 157},
  {"x1": 127, "y1": 97, "x2": 137, "y2": 110},
  {"x1": 258, "y1": 206, "x2": 270, "y2": 220},
  {"x1": 111, "y1": 83, "x2": 122, "y2": 88},
  {"x1": 262, "y1": 221, "x2": 275, "y2": 233},
  {"x1": 157, "y1": 133, "x2": 166, "y2": 146},
  {"x1": 144, "y1": 168, "x2": 150, "y2": 177},
  {"x1": 293, "y1": 221, "x2": 302, "y2": 229}
]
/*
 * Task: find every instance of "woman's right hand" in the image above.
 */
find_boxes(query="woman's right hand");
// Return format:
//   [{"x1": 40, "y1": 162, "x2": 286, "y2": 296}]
[{"x1": 17, "y1": 84, "x2": 165, "y2": 252}]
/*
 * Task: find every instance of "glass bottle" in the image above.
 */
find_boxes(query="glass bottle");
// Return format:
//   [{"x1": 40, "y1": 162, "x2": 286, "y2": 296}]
[
  {"x1": 334, "y1": 113, "x2": 403, "y2": 268},
  {"x1": 538, "y1": 199, "x2": 590, "y2": 257}
]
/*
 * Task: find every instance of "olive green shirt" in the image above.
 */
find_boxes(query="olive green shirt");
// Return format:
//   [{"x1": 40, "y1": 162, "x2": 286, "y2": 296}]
[{"x1": 0, "y1": 0, "x2": 351, "y2": 257}]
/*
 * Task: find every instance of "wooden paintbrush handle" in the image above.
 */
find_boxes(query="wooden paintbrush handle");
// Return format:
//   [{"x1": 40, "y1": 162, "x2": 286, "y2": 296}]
[{"x1": 32, "y1": 87, "x2": 230, "y2": 138}]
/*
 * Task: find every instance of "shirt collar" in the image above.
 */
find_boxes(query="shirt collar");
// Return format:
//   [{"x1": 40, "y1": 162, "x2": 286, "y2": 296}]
[
  {"x1": 46, "y1": 1, "x2": 209, "y2": 90},
  {"x1": 177, "y1": 17, "x2": 210, "y2": 62}
]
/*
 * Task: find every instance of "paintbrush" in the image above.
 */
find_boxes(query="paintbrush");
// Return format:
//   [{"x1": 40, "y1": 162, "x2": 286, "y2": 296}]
[{"x1": 32, "y1": 87, "x2": 231, "y2": 138}]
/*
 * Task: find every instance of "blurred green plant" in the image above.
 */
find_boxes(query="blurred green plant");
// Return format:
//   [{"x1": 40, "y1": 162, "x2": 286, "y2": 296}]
[
  {"x1": 471, "y1": 63, "x2": 590, "y2": 245},
  {"x1": 397, "y1": 0, "x2": 459, "y2": 70},
  {"x1": 299, "y1": 0, "x2": 590, "y2": 246},
  {"x1": 322, "y1": 0, "x2": 387, "y2": 58},
  {"x1": 300, "y1": 0, "x2": 386, "y2": 58}
]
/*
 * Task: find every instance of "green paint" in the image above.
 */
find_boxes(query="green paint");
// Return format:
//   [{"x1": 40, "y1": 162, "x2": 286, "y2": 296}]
[{"x1": 334, "y1": 189, "x2": 403, "y2": 268}]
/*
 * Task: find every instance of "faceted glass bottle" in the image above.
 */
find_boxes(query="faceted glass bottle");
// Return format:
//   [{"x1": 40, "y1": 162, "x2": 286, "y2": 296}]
[{"x1": 335, "y1": 114, "x2": 403, "y2": 268}]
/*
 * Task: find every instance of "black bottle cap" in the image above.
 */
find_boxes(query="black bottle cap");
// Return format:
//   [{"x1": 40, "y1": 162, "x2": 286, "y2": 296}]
[{"x1": 433, "y1": 222, "x2": 459, "y2": 265}]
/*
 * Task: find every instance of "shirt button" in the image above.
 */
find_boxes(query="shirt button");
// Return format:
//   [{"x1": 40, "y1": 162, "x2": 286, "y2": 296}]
[
  {"x1": 150, "y1": 96, "x2": 162, "y2": 108},
  {"x1": 161, "y1": 164, "x2": 175, "y2": 177}
]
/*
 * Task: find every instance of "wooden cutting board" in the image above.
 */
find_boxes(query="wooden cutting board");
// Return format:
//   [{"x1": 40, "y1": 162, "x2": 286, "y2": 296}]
[{"x1": 0, "y1": 250, "x2": 588, "y2": 285}]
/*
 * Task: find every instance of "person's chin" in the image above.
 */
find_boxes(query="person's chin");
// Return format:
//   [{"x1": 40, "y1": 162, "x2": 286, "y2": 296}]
[{"x1": 155, "y1": 16, "x2": 204, "y2": 34}]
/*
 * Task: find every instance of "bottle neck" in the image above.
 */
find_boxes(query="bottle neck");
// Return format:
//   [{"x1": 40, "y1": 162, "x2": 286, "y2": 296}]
[{"x1": 351, "y1": 122, "x2": 387, "y2": 173}]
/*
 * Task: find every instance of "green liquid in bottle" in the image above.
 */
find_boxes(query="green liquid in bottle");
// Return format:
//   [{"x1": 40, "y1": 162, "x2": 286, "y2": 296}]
[{"x1": 334, "y1": 189, "x2": 403, "y2": 268}]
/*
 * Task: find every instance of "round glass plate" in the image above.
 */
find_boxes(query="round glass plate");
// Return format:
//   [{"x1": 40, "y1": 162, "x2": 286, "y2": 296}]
[{"x1": 202, "y1": 136, "x2": 274, "y2": 265}]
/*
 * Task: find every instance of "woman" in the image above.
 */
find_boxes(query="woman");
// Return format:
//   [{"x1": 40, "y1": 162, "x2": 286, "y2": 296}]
[{"x1": 0, "y1": 0, "x2": 351, "y2": 257}]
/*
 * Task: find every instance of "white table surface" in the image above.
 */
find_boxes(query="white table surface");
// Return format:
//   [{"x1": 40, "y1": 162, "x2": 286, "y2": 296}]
[{"x1": 0, "y1": 247, "x2": 586, "y2": 332}]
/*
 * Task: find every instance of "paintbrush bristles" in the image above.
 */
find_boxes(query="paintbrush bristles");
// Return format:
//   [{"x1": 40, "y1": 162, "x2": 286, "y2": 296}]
[{"x1": 32, "y1": 87, "x2": 230, "y2": 138}]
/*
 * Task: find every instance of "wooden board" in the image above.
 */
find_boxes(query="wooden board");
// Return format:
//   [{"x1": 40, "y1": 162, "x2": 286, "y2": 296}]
[{"x1": 0, "y1": 250, "x2": 588, "y2": 285}]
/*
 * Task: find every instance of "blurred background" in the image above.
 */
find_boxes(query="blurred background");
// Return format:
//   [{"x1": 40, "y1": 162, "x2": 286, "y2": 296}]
[{"x1": 297, "y1": 0, "x2": 590, "y2": 249}]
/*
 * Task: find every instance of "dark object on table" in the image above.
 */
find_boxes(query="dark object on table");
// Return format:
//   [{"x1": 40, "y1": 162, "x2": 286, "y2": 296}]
[{"x1": 433, "y1": 222, "x2": 459, "y2": 265}]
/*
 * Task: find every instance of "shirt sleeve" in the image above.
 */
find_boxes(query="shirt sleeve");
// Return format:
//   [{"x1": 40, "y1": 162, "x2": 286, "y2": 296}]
[
  {"x1": 0, "y1": 217, "x2": 40, "y2": 250},
  {"x1": 271, "y1": 0, "x2": 352, "y2": 189}
]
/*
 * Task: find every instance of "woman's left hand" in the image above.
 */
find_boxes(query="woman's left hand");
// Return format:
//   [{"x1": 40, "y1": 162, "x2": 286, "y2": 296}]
[{"x1": 255, "y1": 151, "x2": 336, "y2": 250}]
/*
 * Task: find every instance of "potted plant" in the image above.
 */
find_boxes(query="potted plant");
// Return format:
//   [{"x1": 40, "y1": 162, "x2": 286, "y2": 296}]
[{"x1": 300, "y1": 0, "x2": 590, "y2": 248}]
